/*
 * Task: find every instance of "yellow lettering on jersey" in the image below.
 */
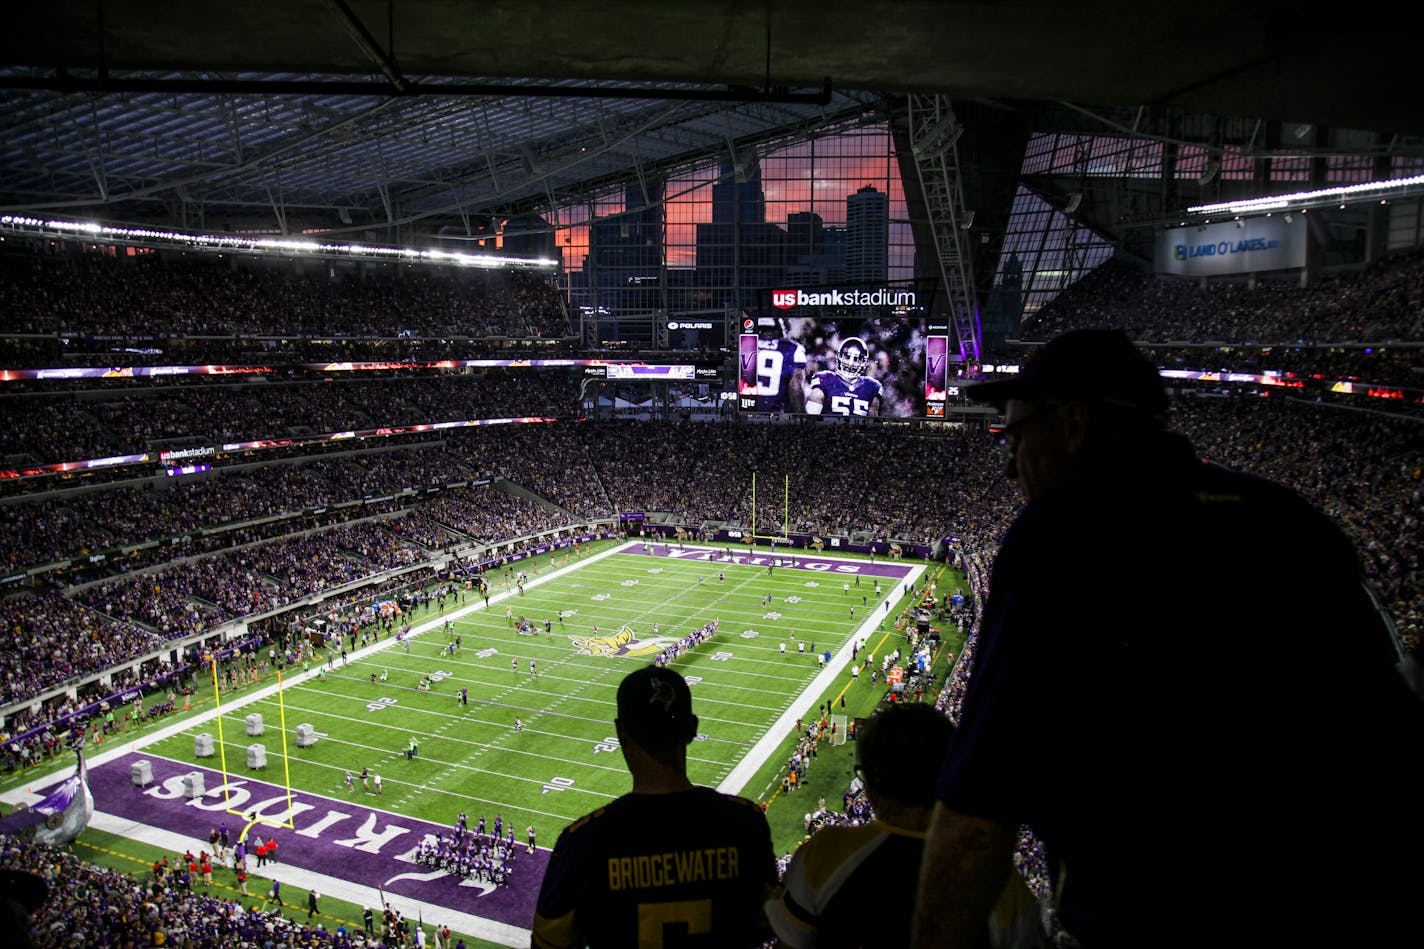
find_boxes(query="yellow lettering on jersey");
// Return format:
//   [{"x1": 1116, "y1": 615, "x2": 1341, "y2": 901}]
[{"x1": 608, "y1": 848, "x2": 742, "y2": 890}]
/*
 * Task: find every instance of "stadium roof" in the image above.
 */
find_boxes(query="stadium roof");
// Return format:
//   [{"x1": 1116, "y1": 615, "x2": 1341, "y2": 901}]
[{"x1": 1, "y1": 1, "x2": 1418, "y2": 234}]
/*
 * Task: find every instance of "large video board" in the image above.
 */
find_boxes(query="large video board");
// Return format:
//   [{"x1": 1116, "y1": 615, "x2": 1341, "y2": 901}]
[{"x1": 738, "y1": 280, "x2": 943, "y2": 418}]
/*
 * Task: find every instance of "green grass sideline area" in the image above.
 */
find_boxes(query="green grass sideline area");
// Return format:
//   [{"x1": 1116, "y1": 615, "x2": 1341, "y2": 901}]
[{"x1": 4, "y1": 540, "x2": 964, "y2": 944}]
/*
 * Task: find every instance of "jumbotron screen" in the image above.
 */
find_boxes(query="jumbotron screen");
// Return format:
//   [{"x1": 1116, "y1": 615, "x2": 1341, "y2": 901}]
[{"x1": 738, "y1": 281, "x2": 945, "y2": 418}]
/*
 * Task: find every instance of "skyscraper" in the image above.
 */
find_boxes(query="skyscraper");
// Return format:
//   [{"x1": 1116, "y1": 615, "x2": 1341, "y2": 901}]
[
  {"x1": 846, "y1": 184, "x2": 889, "y2": 285},
  {"x1": 786, "y1": 211, "x2": 824, "y2": 263},
  {"x1": 696, "y1": 148, "x2": 784, "y2": 307},
  {"x1": 589, "y1": 179, "x2": 664, "y2": 311}
]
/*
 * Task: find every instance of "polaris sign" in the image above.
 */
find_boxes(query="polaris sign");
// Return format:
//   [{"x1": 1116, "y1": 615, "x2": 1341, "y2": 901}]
[
  {"x1": 666, "y1": 321, "x2": 714, "y2": 330},
  {"x1": 1155, "y1": 217, "x2": 1305, "y2": 276},
  {"x1": 771, "y1": 287, "x2": 917, "y2": 310}
]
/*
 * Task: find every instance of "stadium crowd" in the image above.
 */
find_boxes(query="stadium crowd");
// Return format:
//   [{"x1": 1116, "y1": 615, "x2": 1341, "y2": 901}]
[
  {"x1": 0, "y1": 837, "x2": 450, "y2": 948},
  {"x1": 2, "y1": 239, "x2": 1422, "y2": 946},
  {"x1": 0, "y1": 372, "x2": 582, "y2": 467},
  {"x1": 1019, "y1": 246, "x2": 1424, "y2": 346},
  {"x1": 0, "y1": 249, "x2": 567, "y2": 359},
  {"x1": 2, "y1": 397, "x2": 1418, "y2": 724}
]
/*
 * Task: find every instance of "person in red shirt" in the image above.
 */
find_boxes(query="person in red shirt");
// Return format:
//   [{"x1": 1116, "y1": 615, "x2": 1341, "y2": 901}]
[
  {"x1": 255, "y1": 841, "x2": 267, "y2": 867},
  {"x1": 265, "y1": 837, "x2": 278, "y2": 864}
]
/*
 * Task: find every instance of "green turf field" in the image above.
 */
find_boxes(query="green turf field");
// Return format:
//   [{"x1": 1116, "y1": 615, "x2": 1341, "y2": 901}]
[
  {"x1": 139, "y1": 542, "x2": 930, "y2": 847},
  {"x1": 2, "y1": 540, "x2": 964, "y2": 947}
]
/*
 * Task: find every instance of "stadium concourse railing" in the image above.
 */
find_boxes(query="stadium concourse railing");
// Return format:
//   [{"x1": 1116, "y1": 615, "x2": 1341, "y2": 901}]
[{"x1": 1, "y1": 517, "x2": 620, "y2": 752}]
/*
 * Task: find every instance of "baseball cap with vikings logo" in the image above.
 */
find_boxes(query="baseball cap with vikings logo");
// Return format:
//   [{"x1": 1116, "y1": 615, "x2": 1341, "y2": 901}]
[{"x1": 616, "y1": 665, "x2": 698, "y2": 749}]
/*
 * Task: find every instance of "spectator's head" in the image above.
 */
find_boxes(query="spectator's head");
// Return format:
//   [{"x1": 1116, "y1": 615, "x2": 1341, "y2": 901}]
[
  {"x1": 0, "y1": 868, "x2": 47, "y2": 949},
  {"x1": 616, "y1": 665, "x2": 698, "y2": 762},
  {"x1": 856, "y1": 703, "x2": 954, "y2": 811},
  {"x1": 968, "y1": 329, "x2": 1167, "y2": 499}
]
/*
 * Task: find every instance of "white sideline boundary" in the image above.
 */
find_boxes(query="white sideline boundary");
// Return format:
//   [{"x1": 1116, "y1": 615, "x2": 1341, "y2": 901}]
[
  {"x1": 84, "y1": 810, "x2": 527, "y2": 946},
  {"x1": 4, "y1": 540, "x2": 925, "y2": 945},
  {"x1": 4, "y1": 540, "x2": 629, "y2": 798},
  {"x1": 717, "y1": 561, "x2": 926, "y2": 795},
  {"x1": 2, "y1": 544, "x2": 629, "y2": 947}
]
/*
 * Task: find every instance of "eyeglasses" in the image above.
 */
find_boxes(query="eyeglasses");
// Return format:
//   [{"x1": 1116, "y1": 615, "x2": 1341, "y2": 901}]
[{"x1": 996, "y1": 411, "x2": 1050, "y2": 454}]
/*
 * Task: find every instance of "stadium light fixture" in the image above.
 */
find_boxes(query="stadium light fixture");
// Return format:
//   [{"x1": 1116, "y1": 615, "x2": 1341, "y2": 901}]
[
  {"x1": 1186, "y1": 174, "x2": 1424, "y2": 218},
  {"x1": 0, "y1": 215, "x2": 559, "y2": 270}
]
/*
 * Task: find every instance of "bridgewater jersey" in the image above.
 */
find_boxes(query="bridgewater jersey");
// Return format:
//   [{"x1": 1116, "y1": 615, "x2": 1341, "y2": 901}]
[
  {"x1": 808, "y1": 370, "x2": 882, "y2": 416},
  {"x1": 533, "y1": 787, "x2": 776, "y2": 949},
  {"x1": 750, "y1": 338, "x2": 807, "y2": 413}
]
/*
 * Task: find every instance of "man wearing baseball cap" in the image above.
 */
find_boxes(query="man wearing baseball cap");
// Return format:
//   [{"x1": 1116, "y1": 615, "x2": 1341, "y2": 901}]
[
  {"x1": 912, "y1": 329, "x2": 1424, "y2": 947},
  {"x1": 533, "y1": 665, "x2": 776, "y2": 948}
]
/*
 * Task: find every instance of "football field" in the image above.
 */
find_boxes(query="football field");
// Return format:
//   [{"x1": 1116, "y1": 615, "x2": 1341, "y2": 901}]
[{"x1": 41, "y1": 541, "x2": 926, "y2": 945}]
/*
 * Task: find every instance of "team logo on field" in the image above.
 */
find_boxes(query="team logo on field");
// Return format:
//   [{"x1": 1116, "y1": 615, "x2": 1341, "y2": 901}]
[{"x1": 568, "y1": 626, "x2": 679, "y2": 658}]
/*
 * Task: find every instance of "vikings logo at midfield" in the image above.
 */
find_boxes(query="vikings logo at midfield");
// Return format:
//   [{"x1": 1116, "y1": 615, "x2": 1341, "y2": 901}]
[{"x1": 568, "y1": 625, "x2": 678, "y2": 658}]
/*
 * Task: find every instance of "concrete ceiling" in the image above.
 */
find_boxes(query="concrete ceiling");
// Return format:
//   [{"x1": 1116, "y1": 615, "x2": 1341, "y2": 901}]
[{"x1": 4, "y1": 1, "x2": 1418, "y2": 137}]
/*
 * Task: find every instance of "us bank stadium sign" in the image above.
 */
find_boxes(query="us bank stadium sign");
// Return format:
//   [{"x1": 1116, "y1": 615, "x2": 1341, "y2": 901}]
[{"x1": 771, "y1": 287, "x2": 917, "y2": 310}]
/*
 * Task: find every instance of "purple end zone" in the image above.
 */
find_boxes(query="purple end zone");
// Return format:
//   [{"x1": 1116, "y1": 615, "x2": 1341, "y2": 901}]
[
  {"x1": 618, "y1": 542, "x2": 918, "y2": 580},
  {"x1": 80, "y1": 752, "x2": 544, "y2": 928}
]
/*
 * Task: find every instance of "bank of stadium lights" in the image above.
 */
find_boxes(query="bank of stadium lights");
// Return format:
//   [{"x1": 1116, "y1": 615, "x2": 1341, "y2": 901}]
[
  {"x1": 0, "y1": 216, "x2": 559, "y2": 270},
  {"x1": 1186, "y1": 174, "x2": 1424, "y2": 219}
]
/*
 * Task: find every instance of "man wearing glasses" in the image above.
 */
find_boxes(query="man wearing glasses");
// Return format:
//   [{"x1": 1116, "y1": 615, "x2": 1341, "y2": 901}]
[{"x1": 912, "y1": 329, "x2": 1423, "y2": 948}]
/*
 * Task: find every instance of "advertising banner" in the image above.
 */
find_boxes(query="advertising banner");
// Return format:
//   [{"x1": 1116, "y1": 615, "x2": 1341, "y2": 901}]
[{"x1": 1155, "y1": 216, "x2": 1307, "y2": 276}]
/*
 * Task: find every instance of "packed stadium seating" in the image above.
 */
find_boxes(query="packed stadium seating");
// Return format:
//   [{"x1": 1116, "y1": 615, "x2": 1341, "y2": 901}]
[
  {"x1": 0, "y1": 247, "x2": 569, "y2": 362},
  {"x1": 3, "y1": 246, "x2": 1421, "y2": 927},
  {"x1": 1018, "y1": 246, "x2": 1424, "y2": 346},
  {"x1": 2, "y1": 837, "x2": 402, "y2": 948}
]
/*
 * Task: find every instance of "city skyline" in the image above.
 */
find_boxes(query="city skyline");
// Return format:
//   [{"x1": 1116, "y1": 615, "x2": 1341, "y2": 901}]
[
  {"x1": 545, "y1": 126, "x2": 913, "y2": 278},
  {"x1": 578, "y1": 159, "x2": 895, "y2": 316}
]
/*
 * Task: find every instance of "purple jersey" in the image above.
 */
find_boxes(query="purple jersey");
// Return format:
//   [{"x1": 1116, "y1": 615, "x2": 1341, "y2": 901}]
[
  {"x1": 808, "y1": 370, "x2": 882, "y2": 416},
  {"x1": 750, "y1": 338, "x2": 807, "y2": 413}
]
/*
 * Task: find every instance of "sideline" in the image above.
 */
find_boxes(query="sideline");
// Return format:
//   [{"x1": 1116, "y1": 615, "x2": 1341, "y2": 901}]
[
  {"x1": 0, "y1": 544, "x2": 633, "y2": 947},
  {"x1": 717, "y1": 562, "x2": 927, "y2": 795},
  {"x1": 2, "y1": 541, "x2": 917, "y2": 945},
  {"x1": 85, "y1": 809, "x2": 527, "y2": 946},
  {"x1": 3, "y1": 541, "x2": 631, "y2": 800}
]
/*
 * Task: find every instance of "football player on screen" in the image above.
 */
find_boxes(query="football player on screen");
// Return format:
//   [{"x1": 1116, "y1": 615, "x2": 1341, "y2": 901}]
[
  {"x1": 750, "y1": 316, "x2": 807, "y2": 413},
  {"x1": 806, "y1": 336, "x2": 882, "y2": 416}
]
